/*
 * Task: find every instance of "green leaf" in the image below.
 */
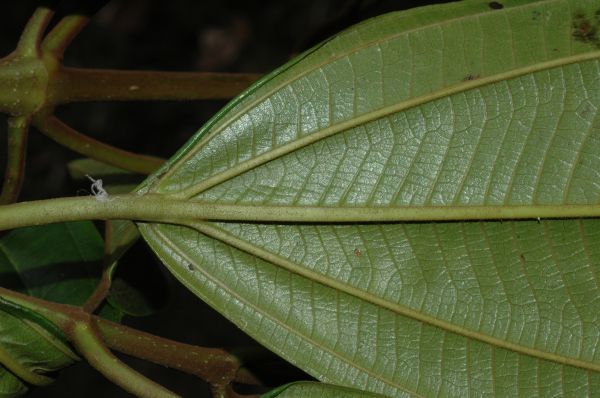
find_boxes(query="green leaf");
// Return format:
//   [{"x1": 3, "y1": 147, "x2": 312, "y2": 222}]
[
  {"x1": 0, "y1": 222, "x2": 119, "y2": 394},
  {"x1": 139, "y1": 0, "x2": 600, "y2": 396},
  {"x1": 0, "y1": 365, "x2": 27, "y2": 397},
  {"x1": 263, "y1": 381, "x2": 390, "y2": 398},
  {"x1": 67, "y1": 158, "x2": 132, "y2": 181},
  {"x1": 0, "y1": 222, "x2": 103, "y2": 304}
]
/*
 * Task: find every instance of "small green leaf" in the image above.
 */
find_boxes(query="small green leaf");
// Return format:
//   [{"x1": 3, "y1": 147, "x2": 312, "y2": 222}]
[
  {"x1": 108, "y1": 278, "x2": 154, "y2": 317},
  {"x1": 139, "y1": 0, "x2": 600, "y2": 396},
  {"x1": 0, "y1": 221, "x2": 103, "y2": 304},
  {"x1": 0, "y1": 221, "x2": 121, "y2": 393},
  {"x1": 0, "y1": 365, "x2": 27, "y2": 397}
]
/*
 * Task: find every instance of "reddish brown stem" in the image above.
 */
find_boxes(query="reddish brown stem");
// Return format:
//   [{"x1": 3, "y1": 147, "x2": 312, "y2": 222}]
[
  {"x1": 51, "y1": 67, "x2": 261, "y2": 104},
  {"x1": 33, "y1": 115, "x2": 164, "y2": 174},
  {"x1": 83, "y1": 269, "x2": 111, "y2": 313},
  {"x1": 71, "y1": 318, "x2": 179, "y2": 398},
  {"x1": 95, "y1": 318, "x2": 241, "y2": 387},
  {"x1": 82, "y1": 221, "x2": 117, "y2": 313}
]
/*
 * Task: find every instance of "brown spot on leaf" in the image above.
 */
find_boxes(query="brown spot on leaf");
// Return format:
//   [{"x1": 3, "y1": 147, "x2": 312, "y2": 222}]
[
  {"x1": 488, "y1": 2, "x2": 503, "y2": 10},
  {"x1": 354, "y1": 248, "x2": 361, "y2": 257},
  {"x1": 572, "y1": 11, "x2": 600, "y2": 48},
  {"x1": 462, "y1": 74, "x2": 480, "y2": 82}
]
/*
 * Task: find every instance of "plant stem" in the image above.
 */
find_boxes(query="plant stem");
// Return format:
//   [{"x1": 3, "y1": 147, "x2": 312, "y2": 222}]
[
  {"x1": 0, "y1": 287, "x2": 246, "y2": 393},
  {"x1": 51, "y1": 67, "x2": 261, "y2": 103},
  {"x1": 41, "y1": 15, "x2": 90, "y2": 61},
  {"x1": 32, "y1": 115, "x2": 164, "y2": 174},
  {"x1": 83, "y1": 220, "x2": 140, "y2": 313},
  {"x1": 15, "y1": 6, "x2": 54, "y2": 57},
  {"x1": 2, "y1": 194, "x2": 600, "y2": 232},
  {"x1": 0, "y1": 116, "x2": 30, "y2": 204},
  {"x1": 95, "y1": 318, "x2": 240, "y2": 386},
  {"x1": 82, "y1": 268, "x2": 112, "y2": 314},
  {"x1": 71, "y1": 320, "x2": 180, "y2": 398}
]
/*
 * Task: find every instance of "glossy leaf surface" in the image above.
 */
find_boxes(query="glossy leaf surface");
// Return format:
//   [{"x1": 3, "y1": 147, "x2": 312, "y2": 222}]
[{"x1": 139, "y1": 1, "x2": 600, "y2": 396}]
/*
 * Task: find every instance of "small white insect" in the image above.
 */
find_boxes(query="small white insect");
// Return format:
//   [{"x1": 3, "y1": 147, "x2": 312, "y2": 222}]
[{"x1": 85, "y1": 174, "x2": 110, "y2": 202}]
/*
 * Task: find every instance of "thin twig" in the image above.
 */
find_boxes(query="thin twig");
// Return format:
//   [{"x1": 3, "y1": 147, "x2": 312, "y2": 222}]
[
  {"x1": 41, "y1": 14, "x2": 90, "y2": 61},
  {"x1": 82, "y1": 268, "x2": 112, "y2": 314},
  {"x1": 0, "y1": 116, "x2": 30, "y2": 204},
  {"x1": 32, "y1": 115, "x2": 164, "y2": 174},
  {"x1": 15, "y1": 6, "x2": 54, "y2": 57},
  {"x1": 83, "y1": 220, "x2": 139, "y2": 313}
]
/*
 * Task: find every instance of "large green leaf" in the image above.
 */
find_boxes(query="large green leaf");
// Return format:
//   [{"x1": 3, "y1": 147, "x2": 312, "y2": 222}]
[{"x1": 139, "y1": 0, "x2": 600, "y2": 396}]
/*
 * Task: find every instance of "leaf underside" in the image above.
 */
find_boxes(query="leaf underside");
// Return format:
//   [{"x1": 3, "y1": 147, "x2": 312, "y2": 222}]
[
  {"x1": 140, "y1": 0, "x2": 600, "y2": 396},
  {"x1": 263, "y1": 381, "x2": 389, "y2": 397}
]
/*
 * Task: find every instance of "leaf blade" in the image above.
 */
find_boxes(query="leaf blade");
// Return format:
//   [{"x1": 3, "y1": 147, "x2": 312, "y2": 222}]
[{"x1": 139, "y1": 0, "x2": 600, "y2": 396}]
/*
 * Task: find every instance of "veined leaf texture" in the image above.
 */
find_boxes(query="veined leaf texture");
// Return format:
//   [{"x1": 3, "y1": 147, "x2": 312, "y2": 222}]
[{"x1": 139, "y1": 1, "x2": 600, "y2": 396}]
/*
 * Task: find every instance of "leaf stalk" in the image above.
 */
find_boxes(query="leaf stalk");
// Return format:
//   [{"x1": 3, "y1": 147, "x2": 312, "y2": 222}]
[
  {"x1": 2, "y1": 194, "x2": 600, "y2": 232},
  {"x1": 0, "y1": 116, "x2": 30, "y2": 204}
]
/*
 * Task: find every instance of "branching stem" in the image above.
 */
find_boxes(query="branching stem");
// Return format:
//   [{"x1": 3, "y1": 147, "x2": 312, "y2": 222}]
[
  {"x1": 0, "y1": 287, "x2": 245, "y2": 394},
  {"x1": 41, "y1": 14, "x2": 90, "y2": 61},
  {"x1": 71, "y1": 320, "x2": 180, "y2": 398}
]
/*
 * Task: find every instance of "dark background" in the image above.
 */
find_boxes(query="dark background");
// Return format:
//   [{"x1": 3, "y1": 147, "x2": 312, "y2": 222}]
[{"x1": 0, "y1": 1, "x2": 450, "y2": 396}]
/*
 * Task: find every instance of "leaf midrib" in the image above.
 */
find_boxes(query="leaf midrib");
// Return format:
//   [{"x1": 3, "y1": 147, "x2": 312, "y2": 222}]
[
  {"x1": 188, "y1": 220, "x2": 600, "y2": 372},
  {"x1": 171, "y1": 51, "x2": 600, "y2": 200},
  {"x1": 147, "y1": 223, "x2": 422, "y2": 398}
]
